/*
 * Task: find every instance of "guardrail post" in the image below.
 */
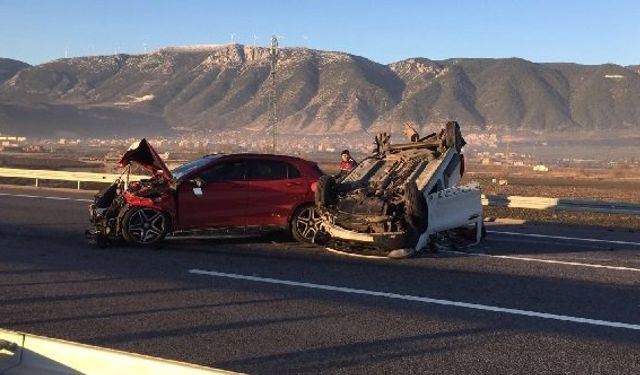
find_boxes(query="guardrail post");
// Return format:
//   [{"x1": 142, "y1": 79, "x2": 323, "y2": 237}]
[
  {"x1": 77, "y1": 180, "x2": 81, "y2": 190},
  {"x1": 35, "y1": 178, "x2": 39, "y2": 188}
]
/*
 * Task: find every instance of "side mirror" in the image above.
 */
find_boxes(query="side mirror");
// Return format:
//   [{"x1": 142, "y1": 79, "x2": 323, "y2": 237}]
[
  {"x1": 190, "y1": 177, "x2": 206, "y2": 188},
  {"x1": 192, "y1": 187, "x2": 203, "y2": 198}
]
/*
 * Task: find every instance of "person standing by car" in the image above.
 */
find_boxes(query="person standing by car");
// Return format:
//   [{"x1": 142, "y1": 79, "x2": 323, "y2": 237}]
[{"x1": 335, "y1": 149, "x2": 357, "y2": 181}]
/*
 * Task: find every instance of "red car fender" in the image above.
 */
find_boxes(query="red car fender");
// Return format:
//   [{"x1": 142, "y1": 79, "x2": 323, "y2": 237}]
[
  {"x1": 285, "y1": 178, "x2": 318, "y2": 224},
  {"x1": 122, "y1": 191, "x2": 178, "y2": 230},
  {"x1": 122, "y1": 191, "x2": 161, "y2": 208}
]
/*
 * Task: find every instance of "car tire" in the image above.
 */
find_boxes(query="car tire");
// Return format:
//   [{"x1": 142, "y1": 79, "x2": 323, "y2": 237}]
[
  {"x1": 315, "y1": 175, "x2": 337, "y2": 207},
  {"x1": 403, "y1": 183, "x2": 428, "y2": 251},
  {"x1": 444, "y1": 121, "x2": 457, "y2": 149},
  {"x1": 404, "y1": 182, "x2": 427, "y2": 233},
  {"x1": 290, "y1": 203, "x2": 321, "y2": 243},
  {"x1": 445, "y1": 121, "x2": 465, "y2": 152},
  {"x1": 121, "y1": 206, "x2": 169, "y2": 246}
]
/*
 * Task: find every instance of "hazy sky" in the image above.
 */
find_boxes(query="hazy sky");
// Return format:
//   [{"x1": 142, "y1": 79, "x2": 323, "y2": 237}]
[{"x1": 1, "y1": 0, "x2": 639, "y2": 66}]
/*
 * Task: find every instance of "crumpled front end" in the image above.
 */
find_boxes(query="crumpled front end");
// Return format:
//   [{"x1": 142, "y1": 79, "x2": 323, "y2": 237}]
[
  {"x1": 87, "y1": 140, "x2": 175, "y2": 247},
  {"x1": 317, "y1": 184, "x2": 484, "y2": 258},
  {"x1": 314, "y1": 181, "x2": 426, "y2": 258},
  {"x1": 86, "y1": 174, "x2": 174, "y2": 246},
  {"x1": 86, "y1": 180, "x2": 127, "y2": 246},
  {"x1": 119, "y1": 138, "x2": 173, "y2": 181}
]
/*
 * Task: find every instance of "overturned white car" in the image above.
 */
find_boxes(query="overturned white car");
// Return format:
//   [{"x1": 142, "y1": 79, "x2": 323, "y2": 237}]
[{"x1": 314, "y1": 121, "x2": 484, "y2": 258}]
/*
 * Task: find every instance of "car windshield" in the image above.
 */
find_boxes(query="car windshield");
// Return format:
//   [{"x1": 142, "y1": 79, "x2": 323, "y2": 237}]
[{"x1": 171, "y1": 155, "x2": 221, "y2": 180}]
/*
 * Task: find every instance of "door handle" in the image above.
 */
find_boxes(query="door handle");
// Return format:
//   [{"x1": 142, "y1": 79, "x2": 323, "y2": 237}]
[{"x1": 286, "y1": 182, "x2": 302, "y2": 186}]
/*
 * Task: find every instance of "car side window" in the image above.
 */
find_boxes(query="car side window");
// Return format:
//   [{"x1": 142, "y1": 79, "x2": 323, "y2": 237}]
[
  {"x1": 248, "y1": 160, "x2": 299, "y2": 180},
  {"x1": 288, "y1": 163, "x2": 301, "y2": 178},
  {"x1": 198, "y1": 161, "x2": 246, "y2": 183}
]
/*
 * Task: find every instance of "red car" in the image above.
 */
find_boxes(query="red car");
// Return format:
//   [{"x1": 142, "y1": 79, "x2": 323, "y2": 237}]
[{"x1": 87, "y1": 139, "x2": 323, "y2": 246}]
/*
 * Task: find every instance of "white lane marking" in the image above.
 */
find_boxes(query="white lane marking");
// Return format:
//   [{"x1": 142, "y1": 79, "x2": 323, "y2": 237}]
[
  {"x1": 189, "y1": 269, "x2": 640, "y2": 331},
  {"x1": 0, "y1": 192, "x2": 92, "y2": 203},
  {"x1": 441, "y1": 250, "x2": 640, "y2": 272},
  {"x1": 488, "y1": 230, "x2": 640, "y2": 247}
]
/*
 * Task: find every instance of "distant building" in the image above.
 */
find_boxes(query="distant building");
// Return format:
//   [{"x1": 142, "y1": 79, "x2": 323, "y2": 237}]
[
  {"x1": 0, "y1": 135, "x2": 28, "y2": 149},
  {"x1": 533, "y1": 164, "x2": 549, "y2": 172}
]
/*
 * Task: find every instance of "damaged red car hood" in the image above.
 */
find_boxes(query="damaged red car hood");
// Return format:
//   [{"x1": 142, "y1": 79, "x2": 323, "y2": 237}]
[{"x1": 119, "y1": 139, "x2": 173, "y2": 181}]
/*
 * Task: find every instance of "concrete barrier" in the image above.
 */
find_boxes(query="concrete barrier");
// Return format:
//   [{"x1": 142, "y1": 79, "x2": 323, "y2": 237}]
[{"x1": 0, "y1": 328, "x2": 239, "y2": 375}]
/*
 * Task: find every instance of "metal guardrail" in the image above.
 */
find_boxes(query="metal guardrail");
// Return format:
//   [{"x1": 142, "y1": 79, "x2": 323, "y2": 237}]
[
  {"x1": 482, "y1": 195, "x2": 640, "y2": 215},
  {"x1": 0, "y1": 167, "x2": 148, "y2": 189},
  {"x1": 0, "y1": 168, "x2": 638, "y2": 214}
]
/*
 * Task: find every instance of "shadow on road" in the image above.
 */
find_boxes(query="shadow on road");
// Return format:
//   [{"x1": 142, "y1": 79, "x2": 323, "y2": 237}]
[
  {"x1": 1, "y1": 219, "x2": 639, "y2": 372},
  {"x1": 218, "y1": 327, "x2": 487, "y2": 373}
]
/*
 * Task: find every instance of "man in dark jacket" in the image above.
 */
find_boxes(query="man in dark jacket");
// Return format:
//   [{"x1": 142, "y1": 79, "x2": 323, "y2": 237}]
[{"x1": 335, "y1": 149, "x2": 357, "y2": 181}]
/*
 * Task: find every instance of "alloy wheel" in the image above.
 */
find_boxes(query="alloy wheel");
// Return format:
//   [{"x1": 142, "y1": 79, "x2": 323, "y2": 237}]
[
  {"x1": 294, "y1": 205, "x2": 321, "y2": 242},
  {"x1": 125, "y1": 208, "x2": 168, "y2": 244}
]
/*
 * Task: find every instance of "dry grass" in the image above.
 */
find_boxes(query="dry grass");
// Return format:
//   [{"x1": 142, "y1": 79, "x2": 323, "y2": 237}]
[
  {"x1": 465, "y1": 164, "x2": 640, "y2": 203},
  {"x1": 472, "y1": 164, "x2": 640, "y2": 229}
]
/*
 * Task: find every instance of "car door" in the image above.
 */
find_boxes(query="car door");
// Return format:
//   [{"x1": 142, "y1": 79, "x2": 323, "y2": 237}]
[
  {"x1": 245, "y1": 159, "x2": 309, "y2": 226},
  {"x1": 177, "y1": 159, "x2": 249, "y2": 229}
]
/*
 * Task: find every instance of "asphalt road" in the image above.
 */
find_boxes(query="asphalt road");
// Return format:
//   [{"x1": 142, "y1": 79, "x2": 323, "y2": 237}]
[{"x1": 1, "y1": 185, "x2": 639, "y2": 374}]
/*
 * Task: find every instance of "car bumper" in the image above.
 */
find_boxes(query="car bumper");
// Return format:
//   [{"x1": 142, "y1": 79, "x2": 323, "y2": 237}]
[{"x1": 320, "y1": 221, "x2": 409, "y2": 251}]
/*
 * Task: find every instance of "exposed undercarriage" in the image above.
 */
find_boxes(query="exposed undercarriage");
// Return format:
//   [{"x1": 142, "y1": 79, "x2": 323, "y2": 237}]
[{"x1": 314, "y1": 121, "x2": 483, "y2": 258}]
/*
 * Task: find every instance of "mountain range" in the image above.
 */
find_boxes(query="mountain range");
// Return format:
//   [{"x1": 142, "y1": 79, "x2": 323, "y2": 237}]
[{"x1": 1, "y1": 44, "x2": 640, "y2": 138}]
